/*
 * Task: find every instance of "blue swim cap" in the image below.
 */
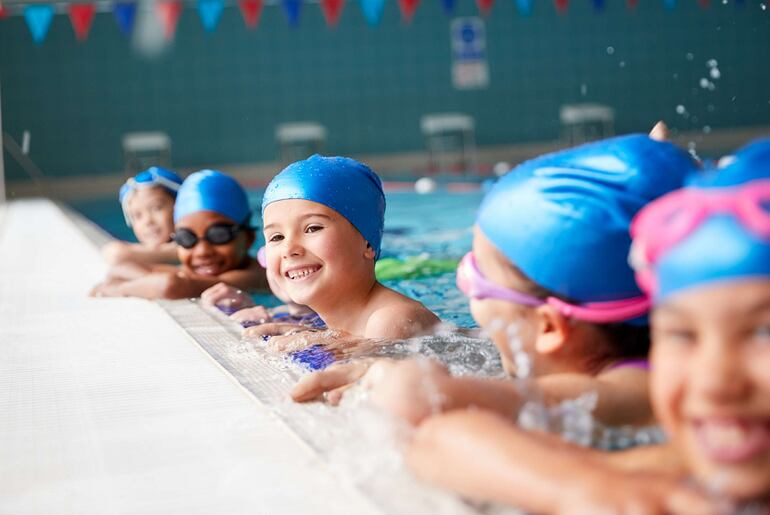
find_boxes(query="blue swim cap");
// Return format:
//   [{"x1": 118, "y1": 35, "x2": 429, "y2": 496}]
[
  {"x1": 174, "y1": 170, "x2": 251, "y2": 224},
  {"x1": 478, "y1": 135, "x2": 696, "y2": 303},
  {"x1": 119, "y1": 166, "x2": 183, "y2": 226},
  {"x1": 261, "y1": 154, "x2": 386, "y2": 258},
  {"x1": 633, "y1": 139, "x2": 770, "y2": 303}
]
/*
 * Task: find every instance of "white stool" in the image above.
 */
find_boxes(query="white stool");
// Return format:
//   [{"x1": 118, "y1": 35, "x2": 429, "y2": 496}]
[
  {"x1": 122, "y1": 131, "x2": 172, "y2": 174},
  {"x1": 559, "y1": 104, "x2": 615, "y2": 145},
  {"x1": 276, "y1": 122, "x2": 327, "y2": 164},
  {"x1": 420, "y1": 113, "x2": 477, "y2": 175}
]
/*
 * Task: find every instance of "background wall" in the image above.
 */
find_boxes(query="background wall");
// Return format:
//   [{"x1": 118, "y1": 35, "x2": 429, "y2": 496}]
[{"x1": 1, "y1": 0, "x2": 769, "y2": 181}]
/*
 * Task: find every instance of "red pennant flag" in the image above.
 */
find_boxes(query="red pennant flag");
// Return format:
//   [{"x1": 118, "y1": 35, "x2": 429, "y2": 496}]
[
  {"x1": 156, "y1": 0, "x2": 182, "y2": 39},
  {"x1": 0, "y1": 2, "x2": 8, "y2": 19},
  {"x1": 555, "y1": 0, "x2": 568, "y2": 12},
  {"x1": 397, "y1": 0, "x2": 419, "y2": 22},
  {"x1": 627, "y1": 0, "x2": 639, "y2": 8},
  {"x1": 475, "y1": 0, "x2": 494, "y2": 14},
  {"x1": 698, "y1": 0, "x2": 709, "y2": 7},
  {"x1": 238, "y1": 0, "x2": 262, "y2": 27},
  {"x1": 320, "y1": 0, "x2": 344, "y2": 26},
  {"x1": 68, "y1": 3, "x2": 96, "y2": 41}
]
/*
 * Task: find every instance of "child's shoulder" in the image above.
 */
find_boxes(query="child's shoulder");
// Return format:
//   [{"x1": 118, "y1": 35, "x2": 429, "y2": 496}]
[{"x1": 364, "y1": 286, "x2": 440, "y2": 339}]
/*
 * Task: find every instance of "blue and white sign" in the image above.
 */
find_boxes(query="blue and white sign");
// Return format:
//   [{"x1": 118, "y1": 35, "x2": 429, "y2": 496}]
[{"x1": 450, "y1": 17, "x2": 489, "y2": 90}]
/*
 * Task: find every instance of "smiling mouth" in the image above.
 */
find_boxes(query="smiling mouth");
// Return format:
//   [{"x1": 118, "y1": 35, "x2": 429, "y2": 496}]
[
  {"x1": 194, "y1": 264, "x2": 222, "y2": 276},
  {"x1": 694, "y1": 418, "x2": 770, "y2": 463},
  {"x1": 285, "y1": 265, "x2": 322, "y2": 280}
]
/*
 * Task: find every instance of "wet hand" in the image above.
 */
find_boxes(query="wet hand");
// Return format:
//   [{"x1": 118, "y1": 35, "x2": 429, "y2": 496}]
[
  {"x1": 291, "y1": 360, "x2": 374, "y2": 404},
  {"x1": 243, "y1": 322, "x2": 314, "y2": 349},
  {"x1": 201, "y1": 282, "x2": 255, "y2": 310},
  {"x1": 231, "y1": 305, "x2": 271, "y2": 325}
]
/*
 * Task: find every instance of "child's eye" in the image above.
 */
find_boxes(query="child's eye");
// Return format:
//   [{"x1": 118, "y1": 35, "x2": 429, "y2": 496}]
[
  {"x1": 305, "y1": 224, "x2": 323, "y2": 233},
  {"x1": 268, "y1": 234, "x2": 284, "y2": 243},
  {"x1": 655, "y1": 327, "x2": 696, "y2": 346}
]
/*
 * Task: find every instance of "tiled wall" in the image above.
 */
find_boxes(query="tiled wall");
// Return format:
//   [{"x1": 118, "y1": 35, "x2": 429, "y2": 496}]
[{"x1": 1, "y1": 0, "x2": 769, "y2": 180}]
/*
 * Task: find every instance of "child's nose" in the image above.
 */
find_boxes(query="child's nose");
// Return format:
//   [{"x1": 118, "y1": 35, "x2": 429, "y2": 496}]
[
  {"x1": 691, "y1": 339, "x2": 751, "y2": 403},
  {"x1": 282, "y1": 236, "x2": 305, "y2": 258},
  {"x1": 192, "y1": 239, "x2": 215, "y2": 256}
]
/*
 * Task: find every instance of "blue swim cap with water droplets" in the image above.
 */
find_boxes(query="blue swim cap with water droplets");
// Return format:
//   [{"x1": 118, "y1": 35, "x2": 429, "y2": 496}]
[
  {"x1": 174, "y1": 170, "x2": 251, "y2": 225},
  {"x1": 478, "y1": 134, "x2": 697, "y2": 303},
  {"x1": 261, "y1": 154, "x2": 386, "y2": 259}
]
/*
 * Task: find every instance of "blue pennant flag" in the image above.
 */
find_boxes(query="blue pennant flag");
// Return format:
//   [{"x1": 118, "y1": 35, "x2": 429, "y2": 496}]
[
  {"x1": 113, "y1": 2, "x2": 137, "y2": 36},
  {"x1": 24, "y1": 4, "x2": 54, "y2": 44},
  {"x1": 515, "y1": 0, "x2": 533, "y2": 15},
  {"x1": 592, "y1": 0, "x2": 604, "y2": 10},
  {"x1": 198, "y1": 0, "x2": 223, "y2": 31},
  {"x1": 281, "y1": 0, "x2": 301, "y2": 26},
  {"x1": 360, "y1": 0, "x2": 385, "y2": 25},
  {"x1": 440, "y1": 0, "x2": 457, "y2": 14},
  {"x1": 663, "y1": 0, "x2": 676, "y2": 9}
]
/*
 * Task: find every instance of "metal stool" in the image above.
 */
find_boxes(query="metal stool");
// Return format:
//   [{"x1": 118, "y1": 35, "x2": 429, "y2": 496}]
[
  {"x1": 276, "y1": 122, "x2": 327, "y2": 165},
  {"x1": 122, "y1": 131, "x2": 172, "y2": 175},
  {"x1": 420, "y1": 113, "x2": 477, "y2": 175},
  {"x1": 559, "y1": 104, "x2": 615, "y2": 146}
]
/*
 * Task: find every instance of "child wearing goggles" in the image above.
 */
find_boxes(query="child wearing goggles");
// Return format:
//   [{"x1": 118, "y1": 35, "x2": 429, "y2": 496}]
[
  {"x1": 240, "y1": 155, "x2": 438, "y2": 349},
  {"x1": 101, "y1": 167, "x2": 183, "y2": 267},
  {"x1": 91, "y1": 170, "x2": 268, "y2": 299},
  {"x1": 293, "y1": 134, "x2": 694, "y2": 428}
]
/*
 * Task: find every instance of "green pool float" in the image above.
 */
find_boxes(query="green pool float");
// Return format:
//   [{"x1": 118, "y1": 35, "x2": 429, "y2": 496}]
[{"x1": 375, "y1": 255, "x2": 459, "y2": 281}]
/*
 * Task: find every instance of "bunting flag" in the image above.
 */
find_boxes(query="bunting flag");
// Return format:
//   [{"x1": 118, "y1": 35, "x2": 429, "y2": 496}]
[
  {"x1": 627, "y1": 0, "x2": 639, "y2": 9},
  {"x1": 198, "y1": 0, "x2": 223, "y2": 31},
  {"x1": 663, "y1": 0, "x2": 675, "y2": 9},
  {"x1": 476, "y1": 0, "x2": 494, "y2": 15},
  {"x1": 0, "y1": 2, "x2": 8, "y2": 19},
  {"x1": 320, "y1": 0, "x2": 344, "y2": 26},
  {"x1": 281, "y1": 0, "x2": 301, "y2": 26},
  {"x1": 554, "y1": 0, "x2": 568, "y2": 12},
  {"x1": 69, "y1": 3, "x2": 96, "y2": 41},
  {"x1": 113, "y1": 1, "x2": 136, "y2": 34},
  {"x1": 397, "y1": 0, "x2": 419, "y2": 22},
  {"x1": 156, "y1": 0, "x2": 182, "y2": 39},
  {"x1": 591, "y1": 0, "x2": 605, "y2": 10},
  {"x1": 698, "y1": 0, "x2": 708, "y2": 7},
  {"x1": 238, "y1": 0, "x2": 262, "y2": 27},
  {"x1": 359, "y1": 0, "x2": 384, "y2": 25},
  {"x1": 515, "y1": 0, "x2": 534, "y2": 16},
  {"x1": 440, "y1": 0, "x2": 456, "y2": 14},
  {"x1": 24, "y1": 4, "x2": 54, "y2": 44}
]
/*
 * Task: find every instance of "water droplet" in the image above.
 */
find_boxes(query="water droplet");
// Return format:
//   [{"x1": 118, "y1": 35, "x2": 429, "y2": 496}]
[
  {"x1": 700, "y1": 78, "x2": 710, "y2": 88},
  {"x1": 619, "y1": 61, "x2": 626, "y2": 68},
  {"x1": 580, "y1": 84, "x2": 588, "y2": 96},
  {"x1": 606, "y1": 46, "x2": 615, "y2": 55},
  {"x1": 707, "y1": 104, "x2": 716, "y2": 112},
  {"x1": 676, "y1": 104, "x2": 686, "y2": 115},
  {"x1": 703, "y1": 125, "x2": 712, "y2": 134},
  {"x1": 685, "y1": 52, "x2": 694, "y2": 61},
  {"x1": 707, "y1": 59, "x2": 718, "y2": 67},
  {"x1": 710, "y1": 67, "x2": 721, "y2": 79},
  {"x1": 762, "y1": 3, "x2": 767, "y2": 9}
]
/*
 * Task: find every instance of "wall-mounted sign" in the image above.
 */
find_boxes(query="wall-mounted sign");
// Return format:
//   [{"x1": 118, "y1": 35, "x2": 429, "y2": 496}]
[{"x1": 450, "y1": 17, "x2": 489, "y2": 90}]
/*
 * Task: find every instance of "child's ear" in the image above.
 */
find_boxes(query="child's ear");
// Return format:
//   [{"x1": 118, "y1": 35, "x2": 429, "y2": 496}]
[
  {"x1": 364, "y1": 243, "x2": 376, "y2": 260},
  {"x1": 533, "y1": 305, "x2": 571, "y2": 354}
]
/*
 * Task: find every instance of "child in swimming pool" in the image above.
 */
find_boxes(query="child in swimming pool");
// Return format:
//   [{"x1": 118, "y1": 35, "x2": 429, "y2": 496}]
[
  {"x1": 101, "y1": 167, "x2": 182, "y2": 267},
  {"x1": 293, "y1": 135, "x2": 696, "y2": 429},
  {"x1": 91, "y1": 170, "x2": 268, "y2": 299},
  {"x1": 243, "y1": 154, "x2": 439, "y2": 344},
  {"x1": 404, "y1": 140, "x2": 770, "y2": 514}
]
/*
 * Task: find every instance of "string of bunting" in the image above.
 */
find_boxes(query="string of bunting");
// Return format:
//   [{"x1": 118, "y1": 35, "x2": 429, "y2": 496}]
[{"x1": 0, "y1": 0, "x2": 730, "y2": 45}]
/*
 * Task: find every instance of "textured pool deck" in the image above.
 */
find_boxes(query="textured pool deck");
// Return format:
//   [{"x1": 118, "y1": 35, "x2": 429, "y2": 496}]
[{"x1": 0, "y1": 199, "x2": 476, "y2": 515}]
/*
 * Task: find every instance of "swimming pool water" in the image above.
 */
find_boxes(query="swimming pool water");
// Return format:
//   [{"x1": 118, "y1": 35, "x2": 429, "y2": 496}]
[{"x1": 71, "y1": 189, "x2": 484, "y2": 327}]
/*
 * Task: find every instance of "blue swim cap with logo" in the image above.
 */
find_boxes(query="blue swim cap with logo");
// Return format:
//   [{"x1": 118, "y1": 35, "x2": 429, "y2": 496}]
[
  {"x1": 261, "y1": 154, "x2": 386, "y2": 259},
  {"x1": 174, "y1": 170, "x2": 251, "y2": 225},
  {"x1": 119, "y1": 166, "x2": 183, "y2": 227},
  {"x1": 477, "y1": 134, "x2": 697, "y2": 304}
]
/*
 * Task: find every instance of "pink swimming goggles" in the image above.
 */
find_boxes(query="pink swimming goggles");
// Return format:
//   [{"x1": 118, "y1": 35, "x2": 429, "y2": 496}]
[
  {"x1": 630, "y1": 178, "x2": 770, "y2": 292},
  {"x1": 456, "y1": 252, "x2": 650, "y2": 324}
]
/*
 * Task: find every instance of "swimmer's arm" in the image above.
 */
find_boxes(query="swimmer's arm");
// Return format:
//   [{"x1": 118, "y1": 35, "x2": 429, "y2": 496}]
[
  {"x1": 536, "y1": 367, "x2": 654, "y2": 426},
  {"x1": 364, "y1": 303, "x2": 440, "y2": 339},
  {"x1": 408, "y1": 410, "x2": 711, "y2": 513},
  {"x1": 102, "y1": 241, "x2": 178, "y2": 266},
  {"x1": 94, "y1": 271, "x2": 221, "y2": 300}
]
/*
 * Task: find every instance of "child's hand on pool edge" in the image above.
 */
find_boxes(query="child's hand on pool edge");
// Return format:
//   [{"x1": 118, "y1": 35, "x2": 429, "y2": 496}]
[
  {"x1": 291, "y1": 360, "x2": 374, "y2": 404},
  {"x1": 231, "y1": 305, "x2": 271, "y2": 324},
  {"x1": 201, "y1": 282, "x2": 255, "y2": 311}
]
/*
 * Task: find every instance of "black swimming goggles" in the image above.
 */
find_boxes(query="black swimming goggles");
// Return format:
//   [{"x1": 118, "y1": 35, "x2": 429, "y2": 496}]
[{"x1": 172, "y1": 223, "x2": 248, "y2": 249}]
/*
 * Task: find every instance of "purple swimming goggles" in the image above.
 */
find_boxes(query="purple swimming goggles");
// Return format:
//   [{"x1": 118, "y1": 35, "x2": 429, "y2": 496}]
[{"x1": 456, "y1": 252, "x2": 650, "y2": 324}]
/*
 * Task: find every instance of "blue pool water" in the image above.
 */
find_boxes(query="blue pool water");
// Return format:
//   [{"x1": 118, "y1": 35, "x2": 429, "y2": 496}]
[{"x1": 71, "y1": 189, "x2": 485, "y2": 327}]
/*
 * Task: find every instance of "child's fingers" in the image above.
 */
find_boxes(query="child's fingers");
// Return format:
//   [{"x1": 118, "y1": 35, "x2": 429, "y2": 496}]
[
  {"x1": 291, "y1": 361, "x2": 371, "y2": 402},
  {"x1": 200, "y1": 282, "x2": 229, "y2": 305},
  {"x1": 243, "y1": 322, "x2": 308, "y2": 340},
  {"x1": 230, "y1": 306, "x2": 270, "y2": 323}
]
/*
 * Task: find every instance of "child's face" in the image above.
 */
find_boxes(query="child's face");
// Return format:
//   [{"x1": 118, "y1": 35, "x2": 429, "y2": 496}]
[
  {"x1": 175, "y1": 210, "x2": 251, "y2": 277},
  {"x1": 126, "y1": 187, "x2": 176, "y2": 246},
  {"x1": 263, "y1": 199, "x2": 375, "y2": 308},
  {"x1": 651, "y1": 279, "x2": 770, "y2": 501},
  {"x1": 469, "y1": 228, "x2": 540, "y2": 376}
]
